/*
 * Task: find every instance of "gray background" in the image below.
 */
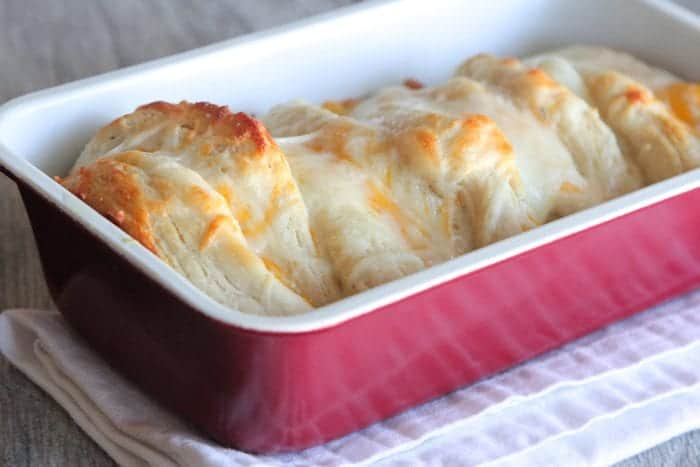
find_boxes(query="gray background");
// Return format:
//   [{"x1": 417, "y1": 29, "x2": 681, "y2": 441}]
[{"x1": 1, "y1": 1, "x2": 700, "y2": 465}]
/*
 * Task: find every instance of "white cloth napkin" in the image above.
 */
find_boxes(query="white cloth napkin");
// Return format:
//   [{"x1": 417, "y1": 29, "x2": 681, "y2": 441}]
[{"x1": 3, "y1": 291, "x2": 700, "y2": 467}]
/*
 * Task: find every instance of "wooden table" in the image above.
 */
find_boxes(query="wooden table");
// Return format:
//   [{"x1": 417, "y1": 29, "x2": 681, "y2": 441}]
[{"x1": 1, "y1": 1, "x2": 699, "y2": 465}]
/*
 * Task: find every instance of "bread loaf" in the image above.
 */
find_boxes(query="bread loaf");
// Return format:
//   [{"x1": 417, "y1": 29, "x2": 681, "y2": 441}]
[{"x1": 59, "y1": 46, "x2": 700, "y2": 316}]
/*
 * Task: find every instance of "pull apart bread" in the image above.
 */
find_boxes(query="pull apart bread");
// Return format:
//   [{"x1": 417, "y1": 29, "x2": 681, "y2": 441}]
[
  {"x1": 526, "y1": 46, "x2": 700, "y2": 182},
  {"x1": 60, "y1": 46, "x2": 700, "y2": 316},
  {"x1": 67, "y1": 102, "x2": 337, "y2": 314}
]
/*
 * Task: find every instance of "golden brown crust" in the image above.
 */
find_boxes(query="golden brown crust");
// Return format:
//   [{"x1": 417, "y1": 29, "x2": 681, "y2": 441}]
[
  {"x1": 403, "y1": 78, "x2": 424, "y2": 90},
  {"x1": 77, "y1": 101, "x2": 278, "y2": 177},
  {"x1": 61, "y1": 152, "x2": 159, "y2": 254},
  {"x1": 455, "y1": 115, "x2": 517, "y2": 176},
  {"x1": 133, "y1": 101, "x2": 273, "y2": 154}
]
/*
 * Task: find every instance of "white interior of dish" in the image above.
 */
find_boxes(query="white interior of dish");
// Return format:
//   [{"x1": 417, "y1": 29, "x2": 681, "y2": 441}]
[{"x1": 1, "y1": 0, "x2": 700, "y2": 332}]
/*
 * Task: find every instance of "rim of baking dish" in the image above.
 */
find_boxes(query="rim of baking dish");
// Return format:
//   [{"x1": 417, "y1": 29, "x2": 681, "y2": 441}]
[{"x1": 1, "y1": 0, "x2": 700, "y2": 334}]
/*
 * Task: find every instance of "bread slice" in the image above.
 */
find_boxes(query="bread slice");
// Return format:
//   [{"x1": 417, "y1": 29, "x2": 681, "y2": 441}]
[
  {"x1": 72, "y1": 101, "x2": 340, "y2": 307},
  {"x1": 61, "y1": 151, "x2": 311, "y2": 315},
  {"x1": 266, "y1": 102, "x2": 428, "y2": 293},
  {"x1": 455, "y1": 54, "x2": 642, "y2": 200},
  {"x1": 528, "y1": 46, "x2": 700, "y2": 183}
]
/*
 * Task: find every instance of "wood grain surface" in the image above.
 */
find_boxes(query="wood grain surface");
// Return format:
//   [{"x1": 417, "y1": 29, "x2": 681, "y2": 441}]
[{"x1": 1, "y1": 1, "x2": 699, "y2": 466}]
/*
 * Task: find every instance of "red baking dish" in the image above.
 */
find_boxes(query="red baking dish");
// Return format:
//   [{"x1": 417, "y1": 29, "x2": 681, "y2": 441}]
[{"x1": 2, "y1": 0, "x2": 700, "y2": 453}]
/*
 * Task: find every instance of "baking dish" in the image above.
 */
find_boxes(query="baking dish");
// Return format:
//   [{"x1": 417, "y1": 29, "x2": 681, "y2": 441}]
[{"x1": 2, "y1": 0, "x2": 700, "y2": 453}]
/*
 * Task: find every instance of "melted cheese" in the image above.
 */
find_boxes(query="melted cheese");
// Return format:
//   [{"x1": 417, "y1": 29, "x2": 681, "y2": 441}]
[
  {"x1": 657, "y1": 83, "x2": 700, "y2": 130},
  {"x1": 352, "y1": 80, "x2": 585, "y2": 223},
  {"x1": 277, "y1": 135, "x2": 425, "y2": 293}
]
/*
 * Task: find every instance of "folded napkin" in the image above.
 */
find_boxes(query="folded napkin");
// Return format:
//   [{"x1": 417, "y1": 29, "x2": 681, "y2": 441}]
[{"x1": 3, "y1": 291, "x2": 700, "y2": 467}]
